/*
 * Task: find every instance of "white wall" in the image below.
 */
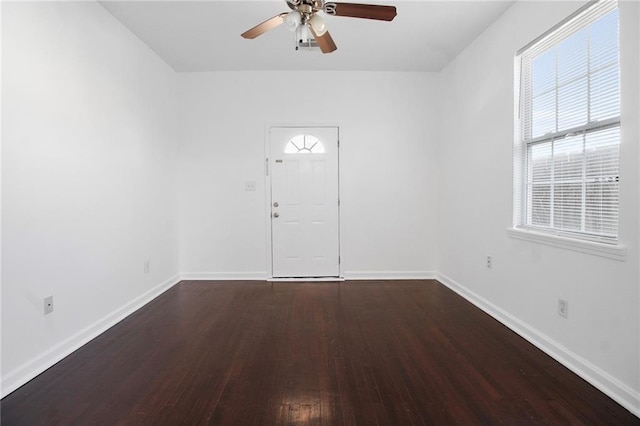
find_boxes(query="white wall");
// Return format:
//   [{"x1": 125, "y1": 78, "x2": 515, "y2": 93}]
[
  {"x1": 177, "y1": 71, "x2": 440, "y2": 279},
  {"x1": 438, "y1": 0, "x2": 640, "y2": 414},
  {"x1": 1, "y1": 2, "x2": 180, "y2": 395}
]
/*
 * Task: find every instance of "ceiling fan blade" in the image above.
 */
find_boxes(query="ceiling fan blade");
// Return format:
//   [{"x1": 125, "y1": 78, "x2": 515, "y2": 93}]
[
  {"x1": 325, "y1": 2, "x2": 397, "y2": 21},
  {"x1": 309, "y1": 27, "x2": 338, "y2": 54},
  {"x1": 241, "y1": 13, "x2": 287, "y2": 39}
]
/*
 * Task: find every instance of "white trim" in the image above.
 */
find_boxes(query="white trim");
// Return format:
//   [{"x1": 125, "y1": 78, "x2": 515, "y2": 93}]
[
  {"x1": 180, "y1": 272, "x2": 267, "y2": 281},
  {"x1": 264, "y1": 124, "x2": 273, "y2": 278},
  {"x1": 268, "y1": 277, "x2": 345, "y2": 282},
  {"x1": 344, "y1": 271, "x2": 437, "y2": 280},
  {"x1": 437, "y1": 272, "x2": 640, "y2": 418},
  {"x1": 0, "y1": 274, "x2": 181, "y2": 398},
  {"x1": 507, "y1": 227, "x2": 627, "y2": 261}
]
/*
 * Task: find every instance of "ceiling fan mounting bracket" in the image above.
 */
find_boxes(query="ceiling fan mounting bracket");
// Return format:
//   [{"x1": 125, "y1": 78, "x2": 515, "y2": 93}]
[
  {"x1": 288, "y1": 0, "x2": 324, "y2": 11},
  {"x1": 299, "y1": 4, "x2": 313, "y2": 15}
]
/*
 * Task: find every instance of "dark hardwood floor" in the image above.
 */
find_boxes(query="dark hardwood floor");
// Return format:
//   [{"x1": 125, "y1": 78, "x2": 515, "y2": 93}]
[{"x1": 2, "y1": 280, "x2": 638, "y2": 425}]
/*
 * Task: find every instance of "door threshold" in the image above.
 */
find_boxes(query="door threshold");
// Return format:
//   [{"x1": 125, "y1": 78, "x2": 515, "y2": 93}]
[{"x1": 268, "y1": 277, "x2": 345, "y2": 282}]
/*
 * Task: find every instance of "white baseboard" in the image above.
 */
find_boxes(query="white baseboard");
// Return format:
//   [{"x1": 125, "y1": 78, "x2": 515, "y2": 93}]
[
  {"x1": 436, "y1": 272, "x2": 640, "y2": 418},
  {"x1": 344, "y1": 271, "x2": 437, "y2": 280},
  {"x1": 180, "y1": 272, "x2": 437, "y2": 281},
  {"x1": 268, "y1": 277, "x2": 345, "y2": 282},
  {"x1": 0, "y1": 274, "x2": 181, "y2": 398},
  {"x1": 180, "y1": 272, "x2": 267, "y2": 281}
]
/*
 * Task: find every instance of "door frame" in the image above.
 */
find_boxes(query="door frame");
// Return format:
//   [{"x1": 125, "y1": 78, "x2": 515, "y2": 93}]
[{"x1": 264, "y1": 123, "x2": 343, "y2": 280}]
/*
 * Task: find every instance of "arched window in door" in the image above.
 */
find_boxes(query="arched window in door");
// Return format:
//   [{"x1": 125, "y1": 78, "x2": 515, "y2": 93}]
[{"x1": 284, "y1": 134, "x2": 325, "y2": 154}]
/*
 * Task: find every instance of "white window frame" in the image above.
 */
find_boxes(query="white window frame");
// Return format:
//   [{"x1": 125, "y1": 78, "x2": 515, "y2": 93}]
[{"x1": 511, "y1": 0, "x2": 625, "y2": 259}]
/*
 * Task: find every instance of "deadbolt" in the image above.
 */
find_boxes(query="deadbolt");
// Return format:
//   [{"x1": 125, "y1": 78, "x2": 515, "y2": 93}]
[{"x1": 273, "y1": 202, "x2": 279, "y2": 208}]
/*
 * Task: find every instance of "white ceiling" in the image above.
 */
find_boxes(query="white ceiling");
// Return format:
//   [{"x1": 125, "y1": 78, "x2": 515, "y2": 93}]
[{"x1": 101, "y1": 0, "x2": 515, "y2": 72}]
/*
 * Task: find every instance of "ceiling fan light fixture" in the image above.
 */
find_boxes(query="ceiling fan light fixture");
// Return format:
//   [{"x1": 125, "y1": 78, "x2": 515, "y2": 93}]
[
  {"x1": 284, "y1": 10, "x2": 302, "y2": 30},
  {"x1": 308, "y1": 14, "x2": 327, "y2": 36}
]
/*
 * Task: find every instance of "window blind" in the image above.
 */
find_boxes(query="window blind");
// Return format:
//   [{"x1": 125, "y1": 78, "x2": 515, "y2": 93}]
[{"x1": 515, "y1": 0, "x2": 620, "y2": 243}]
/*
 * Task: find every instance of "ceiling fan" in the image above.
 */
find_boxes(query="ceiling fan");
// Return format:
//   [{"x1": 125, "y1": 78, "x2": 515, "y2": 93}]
[{"x1": 241, "y1": 0, "x2": 397, "y2": 54}]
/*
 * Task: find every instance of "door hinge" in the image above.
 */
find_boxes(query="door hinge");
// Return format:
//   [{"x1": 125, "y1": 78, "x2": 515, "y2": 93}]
[
  {"x1": 266, "y1": 158, "x2": 269, "y2": 176},
  {"x1": 339, "y1": 256, "x2": 341, "y2": 264}
]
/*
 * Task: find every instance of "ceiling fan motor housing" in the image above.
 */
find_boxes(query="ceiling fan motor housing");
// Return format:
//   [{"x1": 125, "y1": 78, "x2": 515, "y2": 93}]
[{"x1": 288, "y1": 0, "x2": 332, "y2": 16}]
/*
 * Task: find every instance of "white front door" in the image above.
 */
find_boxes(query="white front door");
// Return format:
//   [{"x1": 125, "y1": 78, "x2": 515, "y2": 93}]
[{"x1": 269, "y1": 127, "x2": 340, "y2": 278}]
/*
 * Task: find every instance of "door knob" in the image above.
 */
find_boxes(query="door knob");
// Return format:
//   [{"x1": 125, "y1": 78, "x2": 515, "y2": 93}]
[{"x1": 273, "y1": 212, "x2": 280, "y2": 218}]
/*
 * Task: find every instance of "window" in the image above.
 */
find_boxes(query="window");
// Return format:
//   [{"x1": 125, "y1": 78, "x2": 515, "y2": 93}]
[
  {"x1": 285, "y1": 134, "x2": 325, "y2": 154},
  {"x1": 515, "y1": 0, "x2": 620, "y2": 244}
]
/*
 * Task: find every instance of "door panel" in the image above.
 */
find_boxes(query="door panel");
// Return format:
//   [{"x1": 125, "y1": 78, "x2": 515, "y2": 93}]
[{"x1": 270, "y1": 127, "x2": 339, "y2": 278}]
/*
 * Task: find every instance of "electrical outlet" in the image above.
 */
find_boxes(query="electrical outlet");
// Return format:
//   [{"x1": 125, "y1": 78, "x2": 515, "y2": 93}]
[
  {"x1": 144, "y1": 260, "x2": 150, "y2": 274},
  {"x1": 558, "y1": 299, "x2": 569, "y2": 318},
  {"x1": 244, "y1": 181, "x2": 256, "y2": 192},
  {"x1": 44, "y1": 296, "x2": 54, "y2": 315},
  {"x1": 486, "y1": 256, "x2": 492, "y2": 269}
]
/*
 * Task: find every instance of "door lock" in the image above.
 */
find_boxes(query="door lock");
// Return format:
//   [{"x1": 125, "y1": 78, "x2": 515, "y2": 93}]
[
  {"x1": 273, "y1": 212, "x2": 280, "y2": 218},
  {"x1": 273, "y1": 202, "x2": 279, "y2": 207}
]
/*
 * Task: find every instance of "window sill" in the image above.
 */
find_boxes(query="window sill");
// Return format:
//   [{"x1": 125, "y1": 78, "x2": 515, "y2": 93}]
[{"x1": 507, "y1": 228, "x2": 627, "y2": 261}]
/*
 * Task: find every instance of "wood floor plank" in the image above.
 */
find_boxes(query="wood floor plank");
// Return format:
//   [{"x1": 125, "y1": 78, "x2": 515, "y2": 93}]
[{"x1": 2, "y1": 280, "x2": 638, "y2": 425}]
